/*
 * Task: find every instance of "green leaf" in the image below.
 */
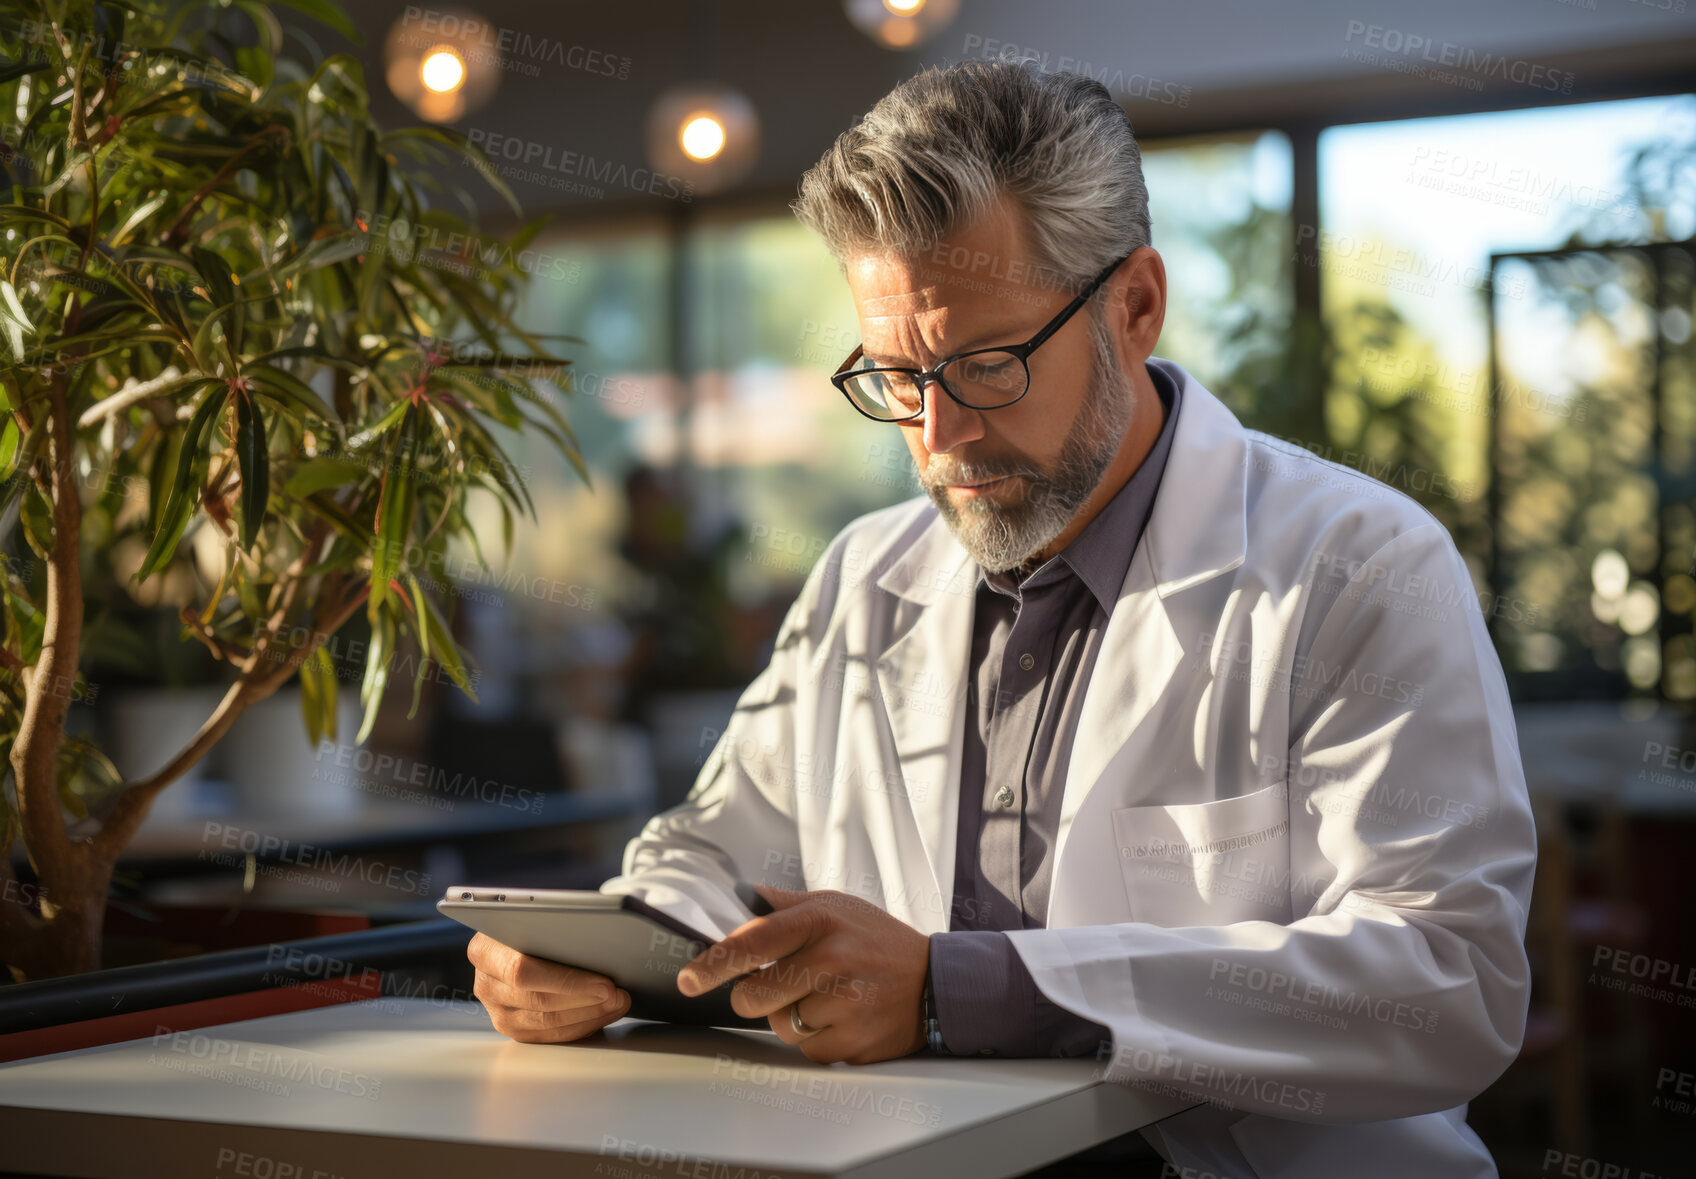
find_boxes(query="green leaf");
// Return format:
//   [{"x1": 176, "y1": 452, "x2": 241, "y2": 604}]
[
  {"x1": 416, "y1": 587, "x2": 477, "y2": 701},
  {"x1": 236, "y1": 571, "x2": 265, "y2": 621},
  {"x1": 285, "y1": 455, "x2": 367, "y2": 497},
  {"x1": 435, "y1": 367, "x2": 521, "y2": 428},
  {"x1": 0, "y1": 281, "x2": 32, "y2": 333},
  {"x1": 403, "y1": 571, "x2": 428, "y2": 720},
  {"x1": 109, "y1": 192, "x2": 171, "y2": 246},
  {"x1": 148, "y1": 422, "x2": 185, "y2": 535},
  {"x1": 189, "y1": 247, "x2": 232, "y2": 304},
  {"x1": 233, "y1": 44, "x2": 275, "y2": 90},
  {"x1": 190, "y1": 246, "x2": 243, "y2": 356},
  {"x1": 275, "y1": 231, "x2": 368, "y2": 280},
  {"x1": 6, "y1": 589, "x2": 45, "y2": 665},
  {"x1": 344, "y1": 396, "x2": 409, "y2": 451},
  {"x1": 356, "y1": 606, "x2": 394, "y2": 744},
  {"x1": 442, "y1": 403, "x2": 533, "y2": 517},
  {"x1": 58, "y1": 782, "x2": 90, "y2": 822},
  {"x1": 234, "y1": 392, "x2": 269, "y2": 549},
  {"x1": 271, "y1": 0, "x2": 364, "y2": 46},
  {"x1": 368, "y1": 403, "x2": 420, "y2": 617},
  {"x1": 296, "y1": 491, "x2": 374, "y2": 546},
  {"x1": 300, "y1": 645, "x2": 336, "y2": 746},
  {"x1": 137, "y1": 384, "x2": 231, "y2": 582},
  {"x1": 246, "y1": 363, "x2": 343, "y2": 437},
  {"x1": 0, "y1": 419, "x2": 19, "y2": 480},
  {"x1": 59, "y1": 735, "x2": 123, "y2": 804},
  {"x1": 0, "y1": 60, "x2": 52, "y2": 88},
  {"x1": 40, "y1": 149, "x2": 94, "y2": 199},
  {"x1": 191, "y1": 299, "x2": 243, "y2": 371},
  {"x1": 19, "y1": 483, "x2": 54, "y2": 562}
]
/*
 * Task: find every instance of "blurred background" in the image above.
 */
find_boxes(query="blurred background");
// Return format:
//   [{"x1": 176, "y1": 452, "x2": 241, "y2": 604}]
[{"x1": 28, "y1": 1, "x2": 1696, "y2": 1173}]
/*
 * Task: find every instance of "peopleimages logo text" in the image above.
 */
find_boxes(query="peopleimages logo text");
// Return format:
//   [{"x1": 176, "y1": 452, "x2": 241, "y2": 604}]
[
  {"x1": 1342, "y1": 21, "x2": 1575, "y2": 94},
  {"x1": 463, "y1": 130, "x2": 693, "y2": 202}
]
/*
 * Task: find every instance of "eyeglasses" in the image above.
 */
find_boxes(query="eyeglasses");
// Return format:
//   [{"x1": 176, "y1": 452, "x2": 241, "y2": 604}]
[{"x1": 830, "y1": 253, "x2": 1130, "y2": 424}]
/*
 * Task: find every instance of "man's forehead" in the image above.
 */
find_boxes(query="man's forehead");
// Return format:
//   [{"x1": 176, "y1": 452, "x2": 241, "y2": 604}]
[
  {"x1": 846, "y1": 253, "x2": 1031, "y2": 331},
  {"x1": 858, "y1": 284, "x2": 947, "y2": 316},
  {"x1": 847, "y1": 253, "x2": 946, "y2": 311}
]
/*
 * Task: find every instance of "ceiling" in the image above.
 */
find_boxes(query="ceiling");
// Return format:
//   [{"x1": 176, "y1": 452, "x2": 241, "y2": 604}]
[{"x1": 317, "y1": 0, "x2": 1696, "y2": 222}]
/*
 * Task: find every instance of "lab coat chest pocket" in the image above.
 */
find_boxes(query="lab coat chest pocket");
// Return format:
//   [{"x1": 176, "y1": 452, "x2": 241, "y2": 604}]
[{"x1": 1110, "y1": 784, "x2": 1293, "y2": 927}]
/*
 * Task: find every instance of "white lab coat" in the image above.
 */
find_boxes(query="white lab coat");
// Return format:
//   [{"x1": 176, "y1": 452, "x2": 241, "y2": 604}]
[{"x1": 603, "y1": 358, "x2": 1536, "y2": 1179}]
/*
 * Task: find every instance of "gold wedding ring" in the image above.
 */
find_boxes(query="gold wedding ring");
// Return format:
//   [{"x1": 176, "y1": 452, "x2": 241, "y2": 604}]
[{"x1": 789, "y1": 1003, "x2": 822, "y2": 1038}]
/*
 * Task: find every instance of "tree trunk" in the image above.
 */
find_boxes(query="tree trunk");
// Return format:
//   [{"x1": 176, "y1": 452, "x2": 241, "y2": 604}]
[
  {"x1": 10, "y1": 868, "x2": 110, "y2": 979},
  {"x1": 1, "y1": 583, "x2": 368, "y2": 981}
]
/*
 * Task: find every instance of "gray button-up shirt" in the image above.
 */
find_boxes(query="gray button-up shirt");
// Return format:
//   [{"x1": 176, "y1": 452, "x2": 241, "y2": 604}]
[{"x1": 929, "y1": 363, "x2": 1181, "y2": 1057}]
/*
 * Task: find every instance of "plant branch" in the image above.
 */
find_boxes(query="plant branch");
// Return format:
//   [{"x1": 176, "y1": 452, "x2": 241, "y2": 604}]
[
  {"x1": 244, "y1": 518, "x2": 329, "y2": 674},
  {"x1": 76, "y1": 366, "x2": 206, "y2": 429},
  {"x1": 161, "y1": 138, "x2": 266, "y2": 247},
  {"x1": 8, "y1": 352, "x2": 88, "y2": 889},
  {"x1": 0, "y1": 855, "x2": 44, "y2": 946},
  {"x1": 78, "y1": 148, "x2": 99, "y2": 273},
  {"x1": 178, "y1": 606, "x2": 253, "y2": 664},
  {"x1": 92, "y1": 579, "x2": 369, "y2": 859},
  {"x1": 256, "y1": 576, "x2": 368, "y2": 691}
]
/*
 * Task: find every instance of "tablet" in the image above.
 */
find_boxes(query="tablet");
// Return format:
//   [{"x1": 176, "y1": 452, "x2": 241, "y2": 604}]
[{"x1": 437, "y1": 886, "x2": 768, "y2": 1029}]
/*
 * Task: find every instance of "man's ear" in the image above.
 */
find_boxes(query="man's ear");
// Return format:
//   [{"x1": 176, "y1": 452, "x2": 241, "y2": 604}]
[{"x1": 1115, "y1": 247, "x2": 1167, "y2": 361}]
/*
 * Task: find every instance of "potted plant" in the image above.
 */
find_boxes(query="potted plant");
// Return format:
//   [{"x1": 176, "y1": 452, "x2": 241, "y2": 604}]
[{"x1": 0, "y1": 0, "x2": 583, "y2": 979}]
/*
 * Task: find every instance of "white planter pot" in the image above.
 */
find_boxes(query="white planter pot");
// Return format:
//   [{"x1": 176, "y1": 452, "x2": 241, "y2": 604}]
[
  {"x1": 221, "y1": 687, "x2": 364, "y2": 816},
  {"x1": 108, "y1": 687, "x2": 230, "y2": 826}
]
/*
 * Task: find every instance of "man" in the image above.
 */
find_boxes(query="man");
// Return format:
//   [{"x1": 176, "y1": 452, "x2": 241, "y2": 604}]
[{"x1": 469, "y1": 61, "x2": 1535, "y2": 1178}]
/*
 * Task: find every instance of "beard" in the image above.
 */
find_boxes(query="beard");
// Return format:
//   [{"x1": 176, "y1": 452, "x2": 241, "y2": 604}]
[{"x1": 920, "y1": 314, "x2": 1136, "y2": 574}]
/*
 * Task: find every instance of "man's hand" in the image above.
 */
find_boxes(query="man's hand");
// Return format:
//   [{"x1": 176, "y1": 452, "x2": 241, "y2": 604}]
[
  {"x1": 468, "y1": 932, "x2": 632, "y2": 1043},
  {"x1": 675, "y1": 887, "x2": 929, "y2": 1065}
]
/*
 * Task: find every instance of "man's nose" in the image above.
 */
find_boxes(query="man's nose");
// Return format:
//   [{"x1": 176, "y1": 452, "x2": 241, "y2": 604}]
[{"x1": 920, "y1": 378, "x2": 985, "y2": 455}]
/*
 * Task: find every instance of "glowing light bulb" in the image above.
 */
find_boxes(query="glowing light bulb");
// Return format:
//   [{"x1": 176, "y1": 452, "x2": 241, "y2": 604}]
[
  {"x1": 420, "y1": 48, "x2": 466, "y2": 94},
  {"x1": 878, "y1": 17, "x2": 919, "y2": 46},
  {"x1": 680, "y1": 114, "x2": 727, "y2": 161},
  {"x1": 883, "y1": 0, "x2": 925, "y2": 12}
]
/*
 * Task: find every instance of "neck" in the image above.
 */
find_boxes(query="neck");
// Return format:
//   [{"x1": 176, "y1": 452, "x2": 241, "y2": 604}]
[{"x1": 1028, "y1": 365, "x2": 1166, "y2": 565}]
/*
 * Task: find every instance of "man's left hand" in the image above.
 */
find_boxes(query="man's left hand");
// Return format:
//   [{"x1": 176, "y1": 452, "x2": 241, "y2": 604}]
[{"x1": 676, "y1": 887, "x2": 929, "y2": 1065}]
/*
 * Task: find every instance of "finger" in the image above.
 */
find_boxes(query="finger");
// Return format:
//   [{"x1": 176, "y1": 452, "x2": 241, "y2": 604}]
[
  {"x1": 678, "y1": 907, "x2": 820, "y2": 997},
  {"x1": 765, "y1": 994, "x2": 828, "y2": 1045},
  {"x1": 729, "y1": 950, "x2": 835, "y2": 1019},
  {"x1": 474, "y1": 969, "x2": 622, "y2": 1015},
  {"x1": 794, "y1": 1024, "x2": 859, "y2": 1065},
  {"x1": 751, "y1": 885, "x2": 810, "y2": 911},
  {"x1": 487, "y1": 988, "x2": 630, "y2": 1030},
  {"x1": 468, "y1": 934, "x2": 615, "y2": 997},
  {"x1": 496, "y1": 989, "x2": 631, "y2": 1032},
  {"x1": 490, "y1": 991, "x2": 632, "y2": 1044}
]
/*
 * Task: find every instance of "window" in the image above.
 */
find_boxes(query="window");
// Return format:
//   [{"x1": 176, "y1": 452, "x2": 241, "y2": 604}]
[
  {"x1": 1143, "y1": 131, "x2": 1294, "y2": 426},
  {"x1": 1319, "y1": 95, "x2": 1696, "y2": 693}
]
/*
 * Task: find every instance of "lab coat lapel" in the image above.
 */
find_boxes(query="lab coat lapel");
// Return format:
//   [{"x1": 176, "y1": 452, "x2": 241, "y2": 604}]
[
  {"x1": 874, "y1": 516, "x2": 976, "y2": 915},
  {"x1": 1052, "y1": 365, "x2": 1251, "y2": 897}
]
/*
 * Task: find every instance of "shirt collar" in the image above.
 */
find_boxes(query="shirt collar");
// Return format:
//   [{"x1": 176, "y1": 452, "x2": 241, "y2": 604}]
[{"x1": 980, "y1": 362, "x2": 1182, "y2": 611}]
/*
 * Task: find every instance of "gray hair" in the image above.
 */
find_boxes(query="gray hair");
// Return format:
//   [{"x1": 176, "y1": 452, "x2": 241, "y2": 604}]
[{"x1": 792, "y1": 59, "x2": 1151, "y2": 295}]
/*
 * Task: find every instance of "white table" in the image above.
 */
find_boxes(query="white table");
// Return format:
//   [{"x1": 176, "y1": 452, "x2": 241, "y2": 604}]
[{"x1": 0, "y1": 999, "x2": 1192, "y2": 1178}]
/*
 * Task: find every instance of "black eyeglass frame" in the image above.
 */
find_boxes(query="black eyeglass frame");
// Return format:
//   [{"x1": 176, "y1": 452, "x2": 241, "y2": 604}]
[{"x1": 830, "y1": 252, "x2": 1132, "y2": 423}]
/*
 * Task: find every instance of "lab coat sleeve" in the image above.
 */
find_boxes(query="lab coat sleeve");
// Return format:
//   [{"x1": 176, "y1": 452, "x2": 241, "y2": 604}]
[
  {"x1": 600, "y1": 556, "x2": 823, "y2": 941},
  {"x1": 1005, "y1": 521, "x2": 1537, "y2": 1123}
]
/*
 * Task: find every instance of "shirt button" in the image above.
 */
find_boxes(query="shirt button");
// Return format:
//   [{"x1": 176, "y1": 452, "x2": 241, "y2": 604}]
[
  {"x1": 1017, "y1": 652, "x2": 1035, "y2": 671},
  {"x1": 994, "y1": 785, "x2": 1015, "y2": 809}
]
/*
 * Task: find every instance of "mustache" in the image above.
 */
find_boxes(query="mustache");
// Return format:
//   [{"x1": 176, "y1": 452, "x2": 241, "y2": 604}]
[{"x1": 920, "y1": 456, "x2": 1042, "y2": 489}]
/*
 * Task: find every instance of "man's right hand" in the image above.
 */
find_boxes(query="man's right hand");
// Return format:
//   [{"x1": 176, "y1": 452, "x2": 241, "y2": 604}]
[{"x1": 468, "y1": 932, "x2": 632, "y2": 1043}]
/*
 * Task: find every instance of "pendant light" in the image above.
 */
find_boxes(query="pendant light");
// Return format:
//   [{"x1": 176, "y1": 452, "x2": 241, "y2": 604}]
[{"x1": 645, "y1": 1, "x2": 760, "y2": 196}]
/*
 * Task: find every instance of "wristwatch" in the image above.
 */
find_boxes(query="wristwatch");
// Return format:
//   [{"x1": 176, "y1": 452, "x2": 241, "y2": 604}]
[{"x1": 921, "y1": 978, "x2": 950, "y2": 1055}]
